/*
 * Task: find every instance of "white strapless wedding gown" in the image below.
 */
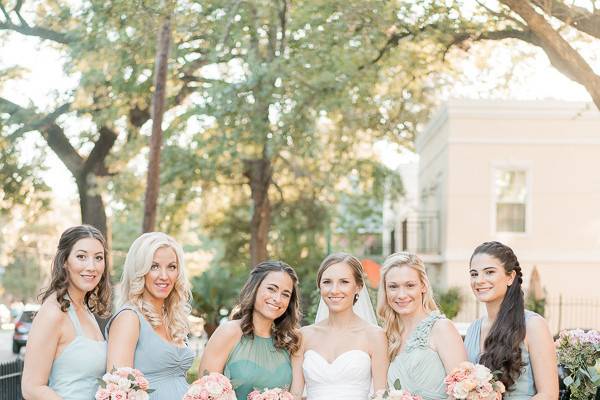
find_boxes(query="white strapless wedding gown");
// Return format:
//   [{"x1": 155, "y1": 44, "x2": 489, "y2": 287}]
[{"x1": 303, "y1": 349, "x2": 372, "y2": 400}]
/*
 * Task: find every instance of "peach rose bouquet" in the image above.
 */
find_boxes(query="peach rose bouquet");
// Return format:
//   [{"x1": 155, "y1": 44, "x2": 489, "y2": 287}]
[
  {"x1": 247, "y1": 388, "x2": 294, "y2": 400},
  {"x1": 183, "y1": 372, "x2": 237, "y2": 400},
  {"x1": 95, "y1": 367, "x2": 153, "y2": 400},
  {"x1": 444, "y1": 362, "x2": 505, "y2": 400}
]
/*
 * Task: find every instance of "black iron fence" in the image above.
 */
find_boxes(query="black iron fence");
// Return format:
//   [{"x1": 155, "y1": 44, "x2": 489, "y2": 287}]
[
  {"x1": 400, "y1": 212, "x2": 440, "y2": 254},
  {"x1": 0, "y1": 358, "x2": 23, "y2": 400},
  {"x1": 456, "y1": 294, "x2": 600, "y2": 334}
]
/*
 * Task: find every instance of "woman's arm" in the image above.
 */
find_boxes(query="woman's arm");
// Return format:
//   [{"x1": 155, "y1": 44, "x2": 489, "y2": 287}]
[
  {"x1": 527, "y1": 316, "x2": 559, "y2": 400},
  {"x1": 21, "y1": 302, "x2": 65, "y2": 400},
  {"x1": 198, "y1": 320, "x2": 242, "y2": 375},
  {"x1": 290, "y1": 327, "x2": 307, "y2": 400},
  {"x1": 106, "y1": 310, "x2": 140, "y2": 370},
  {"x1": 370, "y1": 327, "x2": 390, "y2": 391},
  {"x1": 430, "y1": 319, "x2": 468, "y2": 372}
]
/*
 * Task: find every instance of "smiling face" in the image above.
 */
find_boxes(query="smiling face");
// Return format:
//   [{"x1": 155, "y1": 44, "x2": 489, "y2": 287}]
[
  {"x1": 469, "y1": 252, "x2": 516, "y2": 305},
  {"x1": 252, "y1": 270, "x2": 294, "y2": 324},
  {"x1": 143, "y1": 246, "x2": 179, "y2": 307},
  {"x1": 384, "y1": 265, "x2": 426, "y2": 316},
  {"x1": 319, "y1": 262, "x2": 362, "y2": 313},
  {"x1": 65, "y1": 237, "x2": 105, "y2": 295}
]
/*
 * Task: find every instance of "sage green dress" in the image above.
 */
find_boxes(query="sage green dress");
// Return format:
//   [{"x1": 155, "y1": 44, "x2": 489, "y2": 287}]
[
  {"x1": 224, "y1": 335, "x2": 292, "y2": 399},
  {"x1": 387, "y1": 312, "x2": 448, "y2": 400}
]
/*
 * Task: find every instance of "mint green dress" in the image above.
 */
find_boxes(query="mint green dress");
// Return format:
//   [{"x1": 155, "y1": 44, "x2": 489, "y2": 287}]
[
  {"x1": 48, "y1": 304, "x2": 106, "y2": 399},
  {"x1": 224, "y1": 335, "x2": 292, "y2": 400},
  {"x1": 387, "y1": 312, "x2": 448, "y2": 400},
  {"x1": 464, "y1": 310, "x2": 537, "y2": 399}
]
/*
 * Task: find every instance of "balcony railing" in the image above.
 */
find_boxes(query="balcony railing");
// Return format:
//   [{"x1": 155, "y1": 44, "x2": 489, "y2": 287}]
[{"x1": 400, "y1": 212, "x2": 440, "y2": 254}]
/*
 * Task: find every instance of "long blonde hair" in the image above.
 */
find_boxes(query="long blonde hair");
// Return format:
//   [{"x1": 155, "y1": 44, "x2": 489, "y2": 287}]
[
  {"x1": 377, "y1": 252, "x2": 438, "y2": 360},
  {"x1": 119, "y1": 232, "x2": 191, "y2": 344}
]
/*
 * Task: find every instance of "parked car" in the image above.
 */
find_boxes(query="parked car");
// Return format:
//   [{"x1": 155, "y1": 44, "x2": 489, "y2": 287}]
[{"x1": 12, "y1": 304, "x2": 40, "y2": 354}]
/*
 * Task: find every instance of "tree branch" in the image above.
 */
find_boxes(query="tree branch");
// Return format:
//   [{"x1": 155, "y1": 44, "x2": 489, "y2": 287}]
[
  {"x1": 362, "y1": 23, "x2": 438, "y2": 69},
  {"x1": 530, "y1": 0, "x2": 600, "y2": 39},
  {"x1": 278, "y1": 0, "x2": 288, "y2": 55},
  {"x1": 41, "y1": 122, "x2": 84, "y2": 176},
  {"x1": 219, "y1": 0, "x2": 243, "y2": 51},
  {"x1": 499, "y1": 0, "x2": 600, "y2": 109},
  {"x1": 82, "y1": 126, "x2": 118, "y2": 177},
  {"x1": 0, "y1": 3, "x2": 73, "y2": 44},
  {"x1": 0, "y1": 97, "x2": 71, "y2": 139}
]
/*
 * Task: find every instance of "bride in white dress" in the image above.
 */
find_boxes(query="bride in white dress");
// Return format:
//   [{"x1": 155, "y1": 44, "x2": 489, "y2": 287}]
[{"x1": 291, "y1": 253, "x2": 389, "y2": 400}]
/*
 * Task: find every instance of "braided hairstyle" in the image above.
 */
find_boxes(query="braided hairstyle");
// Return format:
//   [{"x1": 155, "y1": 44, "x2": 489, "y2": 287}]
[{"x1": 470, "y1": 241, "x2": 525, "y2": 391}]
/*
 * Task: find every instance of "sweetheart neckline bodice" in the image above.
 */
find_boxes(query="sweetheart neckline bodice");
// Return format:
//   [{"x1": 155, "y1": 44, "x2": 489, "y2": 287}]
[{"x1": 303, "y1": 348, "x2": 372, "y2": 400}]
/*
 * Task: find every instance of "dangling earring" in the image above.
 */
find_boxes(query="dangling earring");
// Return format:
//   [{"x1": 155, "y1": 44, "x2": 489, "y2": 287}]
[{"x1": 354, "y1": 293, "x2": 359, "y2": 302}]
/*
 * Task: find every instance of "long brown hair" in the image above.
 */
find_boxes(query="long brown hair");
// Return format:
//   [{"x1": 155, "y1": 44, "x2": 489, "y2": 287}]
[
  {"x1": 231, "y1": 260, "x2": 302, "y2": 355},
  {"x1": 471, "y1": 241, "x2": 525, "y2": 391},
  {"x1": 40, "y1": 225, "x2": 111, "y2": 317}
]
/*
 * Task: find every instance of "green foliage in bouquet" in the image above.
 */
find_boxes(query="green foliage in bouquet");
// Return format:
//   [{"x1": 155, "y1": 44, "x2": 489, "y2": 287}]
[{"x1": 556, "y1": 329, "x2": 600, "y2": 400}]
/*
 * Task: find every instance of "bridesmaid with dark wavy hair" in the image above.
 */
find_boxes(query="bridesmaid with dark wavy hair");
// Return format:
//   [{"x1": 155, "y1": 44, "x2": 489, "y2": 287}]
[
  {"x1": 464, "y1": 241, "x2": 558, "y2": 399},
  {"x1": 22, "y1": 225, "x2": 111, "y2": 400},
  {"x1": 199, "y1": 260, "x2": 302, "y2": 400}
]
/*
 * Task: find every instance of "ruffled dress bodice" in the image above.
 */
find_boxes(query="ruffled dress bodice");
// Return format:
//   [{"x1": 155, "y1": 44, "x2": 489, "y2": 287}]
[{"x1": 387, "y1": 312, "x2": 447, "y2": 400}]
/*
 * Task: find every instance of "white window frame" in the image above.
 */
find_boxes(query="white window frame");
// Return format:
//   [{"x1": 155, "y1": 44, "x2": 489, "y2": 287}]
[{"x1": 490, "y1": 162, "x2": 532, "y2": 237}]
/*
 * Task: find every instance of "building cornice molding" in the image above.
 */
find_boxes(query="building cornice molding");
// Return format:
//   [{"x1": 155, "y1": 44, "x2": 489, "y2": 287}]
[
  {"x1": 417, "y1": 99, "x2": 600, "y2": 152},
  {"x1": 449, "y1": 137, "x2": 600, "y2": 145},
  {"x1": 445, "y1": 99, "x2": 599, "y2": 121},
  {"x1": 442, "y1": 250, "x2": 600, "y2": 264}
]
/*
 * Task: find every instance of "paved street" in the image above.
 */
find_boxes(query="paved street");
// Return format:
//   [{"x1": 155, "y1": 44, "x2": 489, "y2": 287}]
[{"x1": 0, "y1": 330, "x2": 20, "y2": 363}]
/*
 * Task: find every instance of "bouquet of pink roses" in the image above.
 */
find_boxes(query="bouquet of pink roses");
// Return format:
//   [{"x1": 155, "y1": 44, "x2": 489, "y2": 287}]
[
  {"x1": 95, "y1": 367, "x2": 153, "y2": 400},
  {"x1": 370, "y1": 379, "x2": 422, "y2": 400},
  {"x1": 556, "y1": 329, "x2": 600, "y2": 400},
  {"x1": 444, "y1": 362, "x2": 505, "y2": 400},
  {"x1": 247, "y1": 387, "x2": 294, "y2": 400},
  {"x1": 183, "y1": 372, "x2": 237, "y2": 400}
]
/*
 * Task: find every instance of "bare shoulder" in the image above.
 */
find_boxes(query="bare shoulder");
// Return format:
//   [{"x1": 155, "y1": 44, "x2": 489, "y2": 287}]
[
  {"x1": 112, "y1": 308, "x2": 140, "y2": 328},
  {"x1": 36, "y1": 297, "x2": 66, "y2": 325},
  {"x1": 211, "y1": 319, "x2": 243, "y2": 342},
  {"x1": 300, "y1": 324, "x2": 318, "y2": 341},
  {"x1": 431, "y1": 317, "x2": 459, "y2": 336},
  {"x1": 430, "y1": 317, "x2": 463, "y2": 348},
  {"x1": 525, "y1": 313, "x2": 551, "y2": 338},
  {"x1": 300, "y1": 324, "x2": 317, "y2": 334},
  {"x1": 365, "y1": 323, "x2": 385, "y2": 337}
]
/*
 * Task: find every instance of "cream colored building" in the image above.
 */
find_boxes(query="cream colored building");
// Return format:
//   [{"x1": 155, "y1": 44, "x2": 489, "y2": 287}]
[{"x1": 400, "y1": 99, "x2": 600, "y2": 331}]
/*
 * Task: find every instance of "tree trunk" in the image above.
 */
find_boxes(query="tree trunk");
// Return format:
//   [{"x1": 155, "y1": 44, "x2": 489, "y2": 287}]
[
  {"x1": 244, "y1": 158, "x2": 272, "y2": 267},
  {"x1": 76, "y1": 172, "x2": 108, "y2": 239},
  {"x1": 143, "y1": 15, "x2": 172, "y2": 233}
]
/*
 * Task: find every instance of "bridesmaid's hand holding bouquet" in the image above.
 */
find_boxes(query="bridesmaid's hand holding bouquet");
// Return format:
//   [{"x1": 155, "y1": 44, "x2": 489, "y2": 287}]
[
  {"x1": 444, "y1": 362, "x2": 505, "y2": 400},
  {"x1": 247, "y1": 387, "x2": 294, "y2": 400},
  {"x1": 183, "y1": 372, "x2": 237, "y2": 400},
  {"x1": 95, "y1": 367, "x2": 153, "y2": 400},
  {"x1": 371, "y1": 379, "x2": 422, "y2": 400}
]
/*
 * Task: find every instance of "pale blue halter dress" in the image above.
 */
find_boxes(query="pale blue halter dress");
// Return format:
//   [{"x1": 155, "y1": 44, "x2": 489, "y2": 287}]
[
  {"x1": 106, "y1": 305, "x2": 196, "y2": 400},
  {"x1": 464, "y1": 310, "x2": 537, "y2": 399},
  {"x1": 387, "y1": 312, "x2": 448, "y2": 400},
  {"x1": 48, "y1": 304, "x2": 106, "y2": 399}
]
